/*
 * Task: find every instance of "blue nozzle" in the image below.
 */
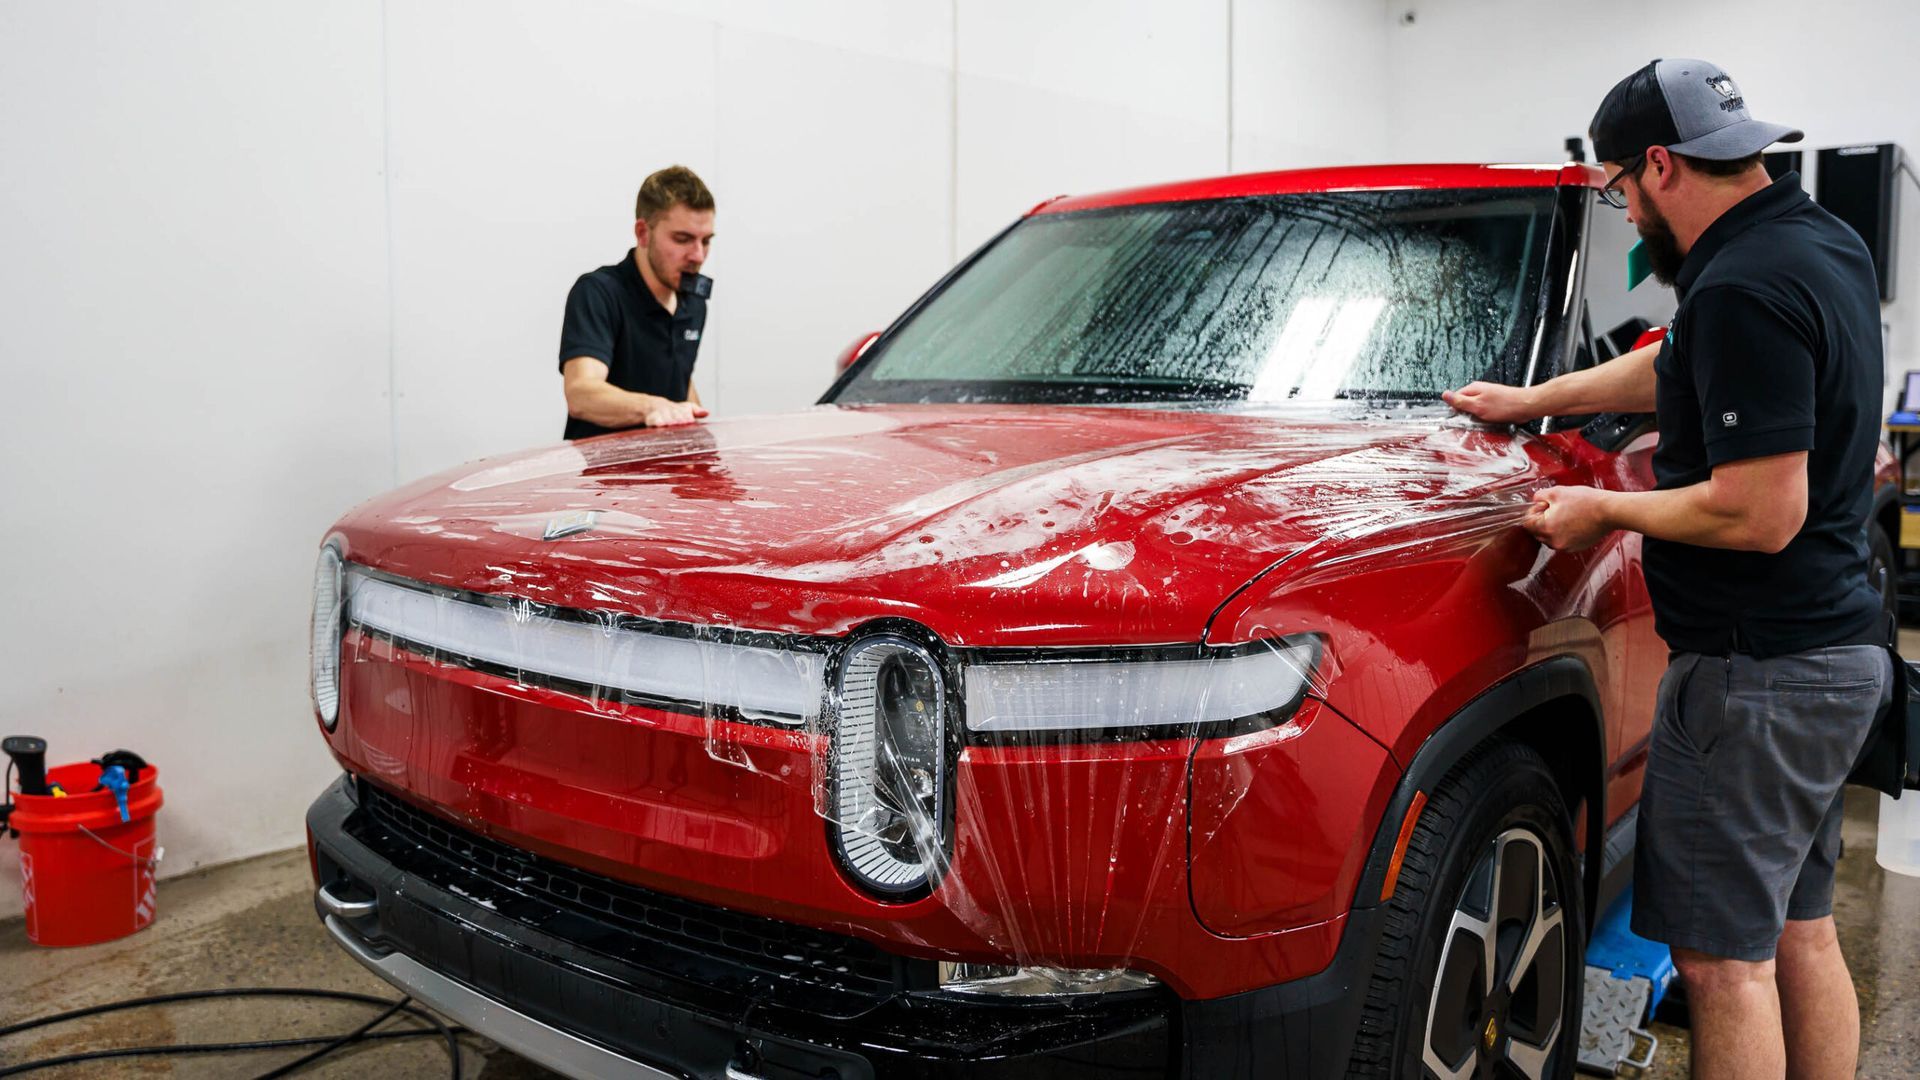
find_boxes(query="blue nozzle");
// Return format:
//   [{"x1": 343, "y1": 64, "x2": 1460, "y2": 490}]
[{"x1": 97, "y1": 765, "x2": 130, "y2": 823}]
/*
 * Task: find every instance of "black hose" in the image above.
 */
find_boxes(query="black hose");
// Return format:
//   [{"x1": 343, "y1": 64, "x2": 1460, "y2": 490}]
[
  {"x1": 0, "y1": 986, "x2": 464, "y2": 1079},
  {"x1": 251, "y1": 995, "x2": 416, "y2": 1080},
  {"x1": 0, "y1": 1027, "x2": 453, "y2": 1077},
  {"x1": 0, "y1": 986, "x2": 409, "y2": 1038}
]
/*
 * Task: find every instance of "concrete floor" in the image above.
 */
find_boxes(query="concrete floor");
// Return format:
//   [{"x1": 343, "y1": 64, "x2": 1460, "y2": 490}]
[
  {"x1": 0, "y1": 848, "x2": 556, "y2": 1079},
  {"x1": 3, "y1": 797, "x2": 1917, "y2": 1077}
]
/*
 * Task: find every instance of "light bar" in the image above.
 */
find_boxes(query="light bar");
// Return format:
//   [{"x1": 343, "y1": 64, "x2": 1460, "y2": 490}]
[
  {"x1": 344, "y1": 568, "x2": 825, "y2": 723},
  {"x1": 963, "y1": 636, "x2": 1319, "y2": 733}
]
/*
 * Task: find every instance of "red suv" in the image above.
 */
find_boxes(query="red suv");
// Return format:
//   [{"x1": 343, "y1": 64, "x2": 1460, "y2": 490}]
[{"x1": 305, "y1": 164, "x2": 1898, "y2": 1079}]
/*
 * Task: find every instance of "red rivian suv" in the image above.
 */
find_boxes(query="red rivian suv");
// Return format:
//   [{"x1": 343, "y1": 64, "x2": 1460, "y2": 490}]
[{"x1": 305, "y1": 164, "x2": 1900, "y2": 1079}]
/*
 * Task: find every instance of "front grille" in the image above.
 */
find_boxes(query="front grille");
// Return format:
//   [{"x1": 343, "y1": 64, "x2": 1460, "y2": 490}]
[{"x1": 350, "y1": 778, "x2": 910, "y2": 1011}]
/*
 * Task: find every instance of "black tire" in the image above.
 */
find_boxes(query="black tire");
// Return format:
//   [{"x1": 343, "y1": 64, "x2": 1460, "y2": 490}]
[
  {"x1": 1870, "y1": 523, "x2": 1899, "y2": 631},
  {"x1": 1347, "y1": 741, "x2": 1585, "y2": 1080}
]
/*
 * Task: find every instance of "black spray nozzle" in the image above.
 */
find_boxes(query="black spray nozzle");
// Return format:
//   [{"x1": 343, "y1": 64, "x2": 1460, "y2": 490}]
[
  {"x1": 3, "y1": 736, "x2": 50, "y2": 797},
  {"x1": 677, "y1": 272, "x2": 713, "y2": 301},
  {"x1": 93, "y1": 749, "x2": 149, "y2": 787}
]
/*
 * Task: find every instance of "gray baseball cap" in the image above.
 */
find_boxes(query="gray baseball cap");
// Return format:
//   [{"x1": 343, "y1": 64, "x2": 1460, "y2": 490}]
[{"x1": 1590, "y1": 58, "x2": 1802, "y2": 163}]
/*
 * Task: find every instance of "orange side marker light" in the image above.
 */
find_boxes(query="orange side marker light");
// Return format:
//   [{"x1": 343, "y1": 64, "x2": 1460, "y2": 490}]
[{"x1": 1380, "y1": 790, "x2": 1428, "y2": 902}]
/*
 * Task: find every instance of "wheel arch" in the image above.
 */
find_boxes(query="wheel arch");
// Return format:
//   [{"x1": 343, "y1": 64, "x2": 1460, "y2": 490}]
[{"x1": 1348, "y1": 656, "x2": 1607, "y2": 938}]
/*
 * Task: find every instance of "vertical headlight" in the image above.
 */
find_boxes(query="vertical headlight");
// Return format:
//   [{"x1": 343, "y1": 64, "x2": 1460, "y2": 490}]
[
  {"x1": 831, "y1": 635, "x2": 949, "y2": 899},
  {"x1": 310, "y1": 541, "x2": 345, "y2": 729}
]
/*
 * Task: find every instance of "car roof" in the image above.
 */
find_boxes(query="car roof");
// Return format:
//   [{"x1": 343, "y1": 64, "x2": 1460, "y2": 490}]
[{"x1": 1032, "y1": 163, "x2": 1607, "y2": 215}]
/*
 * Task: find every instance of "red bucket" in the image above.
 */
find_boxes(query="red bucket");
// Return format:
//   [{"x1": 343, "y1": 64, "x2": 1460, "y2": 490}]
[{"x1": 11, "y1": 762, "x2": 163, "y2": 947}]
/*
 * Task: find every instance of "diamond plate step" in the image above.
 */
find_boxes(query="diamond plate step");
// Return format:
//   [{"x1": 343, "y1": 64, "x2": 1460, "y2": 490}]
[{"x1": 1578, "y1": 966, "x2": 1658, "y2": 1075}]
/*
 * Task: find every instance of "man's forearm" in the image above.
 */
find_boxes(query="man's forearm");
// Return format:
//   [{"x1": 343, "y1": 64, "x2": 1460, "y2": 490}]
[
  {"x1": 1595, "y1": 482, "x2": 1790, "y2": 553},
  {"x1": 567, "y1": 381, "x2": 664, "y2": 429},
  {"x1": 1529, "y1": 341, "x2": 1660, "y2": 416}
]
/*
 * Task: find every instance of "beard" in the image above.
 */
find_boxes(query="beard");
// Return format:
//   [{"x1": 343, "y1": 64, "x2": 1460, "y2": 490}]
[
  {"x1": 644, "y1": 242, "x2": 681, "y2": 291},
  {"x1": 1636, "y1": 197, "x2": 1686, "y2": 286}
]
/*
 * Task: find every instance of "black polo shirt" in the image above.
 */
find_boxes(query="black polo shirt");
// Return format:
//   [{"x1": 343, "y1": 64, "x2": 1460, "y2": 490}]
[
  {"x1": 558, "y1": 249, "x2": 706, "y2": 440},
  {"x1": 1646, "y1": 172, "x2": 1885, "y2": 658}
]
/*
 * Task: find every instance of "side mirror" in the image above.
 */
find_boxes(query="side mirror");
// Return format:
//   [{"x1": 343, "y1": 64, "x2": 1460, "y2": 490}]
[{"x1": 835, "y1": 331, "x2": 881, "y2": 373}]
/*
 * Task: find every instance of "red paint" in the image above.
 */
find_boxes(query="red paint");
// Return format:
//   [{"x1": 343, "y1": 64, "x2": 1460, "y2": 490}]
[
  {"x1": 1206, "y1": 425, "x2": 1659, "y2": 791},
  {"x1": 332, "y1": 410, "x2": 1563, "y2": 648},
  {"x1": 327, "y1": 634, "x2": 1353, "y2": 997},
  {"x1": 1037, "y1": 163, "x2": 1600, "y2": 215},
  {"x1": 1187, "y1": 701, "x2": 1395, "y2": 935},
  {"x1": 322, "y1": 407, "x2": 1660, "y2": 998}
]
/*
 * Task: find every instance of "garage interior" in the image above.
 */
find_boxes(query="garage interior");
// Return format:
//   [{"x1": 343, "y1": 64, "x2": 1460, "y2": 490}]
[{"x1": 6, "y1": 2, "x2": 1920, "y2": 1078}]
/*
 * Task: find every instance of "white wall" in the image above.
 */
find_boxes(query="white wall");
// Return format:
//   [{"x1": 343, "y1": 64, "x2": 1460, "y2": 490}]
[
  {"x1": 0, "y1": 0, "x2": 1401, "y2": 920},
  {"x1": 0, "y1": 1, "x2": 393, "y2": 922},
  {"x1": 1383, "y1": 0, "x2": 1920, "y2": 393},
  {"x1": 1231, "y1": 0, "x2": 1390, "y2": 173},
  {"x1": 954, "y1": 0, "x2": 1231, "y2": 252}
]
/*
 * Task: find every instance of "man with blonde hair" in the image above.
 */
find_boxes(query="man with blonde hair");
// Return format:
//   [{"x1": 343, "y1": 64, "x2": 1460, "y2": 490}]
[{"x1": 558, "y1": 165, "x2": 715, "y2": 438}]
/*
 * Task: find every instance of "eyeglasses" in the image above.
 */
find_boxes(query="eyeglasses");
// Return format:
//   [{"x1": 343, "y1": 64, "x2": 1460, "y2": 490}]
[{"x1": 1599, "y1": 152, "x2": 1647, "y2": 209}]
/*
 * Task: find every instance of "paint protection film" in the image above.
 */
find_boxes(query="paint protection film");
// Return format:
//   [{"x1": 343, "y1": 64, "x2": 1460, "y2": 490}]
[{"x1": 311, "y1": 399, "x2": 1642, "y2": 1004}]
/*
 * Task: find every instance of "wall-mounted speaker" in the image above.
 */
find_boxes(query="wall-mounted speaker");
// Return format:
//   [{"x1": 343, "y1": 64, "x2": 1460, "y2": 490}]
[{"x1": 1816, "y1": 143, "x2": 1902, "y2": 302}]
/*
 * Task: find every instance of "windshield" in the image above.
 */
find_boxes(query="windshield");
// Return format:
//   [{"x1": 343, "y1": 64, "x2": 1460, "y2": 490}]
[{"x1": 829, "y1": 188, "x2": 1556, "y2": 408}]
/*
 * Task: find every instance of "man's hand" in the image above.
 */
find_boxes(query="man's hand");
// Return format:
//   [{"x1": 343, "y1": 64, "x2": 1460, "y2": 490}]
[
  {"x1": 1442, "y1": 381, "x2": 1542, "y2": 424},
  {"x1": 640, "y1": 397, "x2": 709, "y2": 427},
  {"x1": 1445, "y1": 340, "x2": 1662, "y2": 423},
  {"x1": 1523, "y1": 485, "x2": 1614, "y2": 552}
]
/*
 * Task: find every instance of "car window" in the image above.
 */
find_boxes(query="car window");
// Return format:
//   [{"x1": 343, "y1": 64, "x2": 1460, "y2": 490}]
[
  {"x1": 830, "y1": 189, "x2": 1556, "y2": 408},
  {"x1": 1581, "y1": 194, "x2": 1679, "y2": 365}
]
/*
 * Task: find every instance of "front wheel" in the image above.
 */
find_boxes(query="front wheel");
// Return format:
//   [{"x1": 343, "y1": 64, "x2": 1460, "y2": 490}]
[{"x1": 1348, "y1": 741, "x2": 1584, "y2": 1079}]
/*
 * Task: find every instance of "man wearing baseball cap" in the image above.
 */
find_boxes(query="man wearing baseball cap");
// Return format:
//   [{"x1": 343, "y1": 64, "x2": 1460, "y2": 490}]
[{"x1": 1446, "y1": 60, "x2": 1889, "y2": 1079}]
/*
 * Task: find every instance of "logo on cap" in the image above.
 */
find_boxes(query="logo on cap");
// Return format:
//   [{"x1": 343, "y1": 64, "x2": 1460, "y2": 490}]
[{"x1": 1706, "y1": 75, "x2": 1743, "y2": 112}]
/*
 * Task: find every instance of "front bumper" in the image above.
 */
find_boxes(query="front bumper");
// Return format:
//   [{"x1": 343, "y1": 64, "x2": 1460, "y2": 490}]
[
  {"x1": 308, "y1": 774, "x2": 1175, "y2": 1078},
  {"x1": 318, "y1": 901, "x2": 670, "y2": 1079},
  {"x1": 306, "y1": 774, "x2": 1386, "y2": 1078}
]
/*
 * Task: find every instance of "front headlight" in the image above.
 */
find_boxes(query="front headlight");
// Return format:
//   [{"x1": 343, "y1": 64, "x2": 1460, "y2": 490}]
[
  {"x1": 310, "y1": 540, "x2": 346, "y2": 729},
  {"x1": 829, "y1": 634, "x2": 950, "y2": 899},
  {"x1": 963, "y1": 634, "x2": 1322, "y2": 737}
]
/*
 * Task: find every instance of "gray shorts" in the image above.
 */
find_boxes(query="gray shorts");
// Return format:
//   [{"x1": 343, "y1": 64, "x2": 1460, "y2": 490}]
[{"x1": 1631, "y1": 644, "x2": 1891, "y2": 961}]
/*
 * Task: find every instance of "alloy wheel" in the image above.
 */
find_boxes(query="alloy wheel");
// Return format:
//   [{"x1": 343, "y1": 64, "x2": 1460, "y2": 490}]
[{"x1": 1420, "y1": 826, "x2": 1567, "y2": 1079}]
